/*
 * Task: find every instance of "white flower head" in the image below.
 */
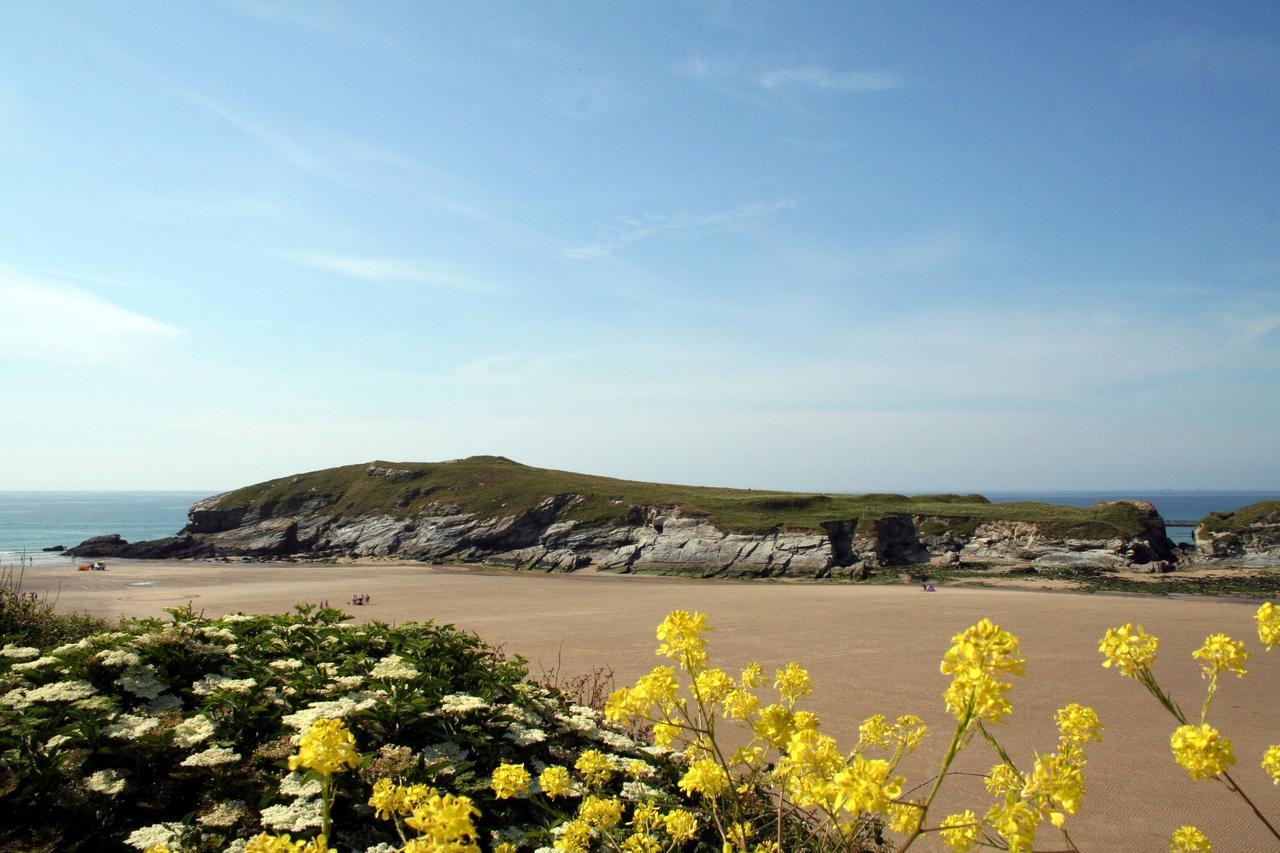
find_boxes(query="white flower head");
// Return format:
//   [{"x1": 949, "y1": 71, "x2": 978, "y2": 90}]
[
  {"x1": 26, "y1": 680, "x2": 97, "y2": 704},
  {"x1": 180, "y1": 746, "x2": 241, "y2": 768},
  {"x1": 173, "y1": 714, "x2": 216, "y2": 747},
  {"x1": 13, "y1": 655, "x2": 59, "y2": 673},
  {"x1": 86, "y1": 768, "x2": 127, "y2": 796},
  {"x1": 0, "y1": 645, "x2": 40, "y2": 660},
  {"x1": 438, "y1": 693, "x2": 489, "y2": 715},
  {"x1": 191, "y1": 674, "x2": 257, "y2": 696},
  {"x1": 104, "y1": 713, "x2": 160, "y2": 741},
  {"x1": 369, "y1": 654, "x2": 419, "y2": 681},
  {"x1": 117, "y1": 665, "x2": 167, "y2": 700},
  {"x1": 124, "y1": 822, "x2": 184, "y2": 850},
  {"x1": 260, "y1": 797, "x2": 323, "y2": 832}
]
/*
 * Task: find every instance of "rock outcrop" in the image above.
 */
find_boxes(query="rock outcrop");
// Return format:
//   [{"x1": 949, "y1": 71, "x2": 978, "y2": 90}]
[
  {"x1": 1194, "y1": 502, "x2": 1280, "y2": 566},
  {"x1": 68, "y1": 494, "x2": 1181, "y2": 576}
]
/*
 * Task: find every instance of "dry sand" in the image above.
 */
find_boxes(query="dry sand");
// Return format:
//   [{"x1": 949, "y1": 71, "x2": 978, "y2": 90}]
[{"x1": 19, "y1": 558, "x2": 1280, "y2": 851}]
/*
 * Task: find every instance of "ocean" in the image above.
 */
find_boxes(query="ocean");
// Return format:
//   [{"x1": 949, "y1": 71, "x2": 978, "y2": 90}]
[{"x1": 2, "y1": 489, "x2": 1276, "y2": 566}]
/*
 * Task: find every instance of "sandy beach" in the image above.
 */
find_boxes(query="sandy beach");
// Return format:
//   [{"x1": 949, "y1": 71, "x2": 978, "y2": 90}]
[{"x1": 18, "y1": 558, "x2": 1280, "y2": 851}]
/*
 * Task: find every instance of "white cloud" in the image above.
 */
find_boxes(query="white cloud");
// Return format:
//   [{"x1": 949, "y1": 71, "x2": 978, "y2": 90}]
[
  {"x1": 281, "y1": 251, "x2": 495, "y2": 292},
  {"x1": 0, "y1": 271, "x2": 181, "y2": 367},
  {"x1": 564, "y1": 200, "x2": 793, "y2": 260},
  {"x1": 758, "y1": 66, "x2": 903, "y2": 92}
]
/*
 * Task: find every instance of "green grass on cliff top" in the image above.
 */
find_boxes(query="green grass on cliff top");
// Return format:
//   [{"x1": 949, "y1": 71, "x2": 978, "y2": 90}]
[
  {"x1": 209, "y1": 456, "x2": 1155, "y2": 539},
  {"x1": 1197, "y1": 501, "x2": 1280, "y2": 534}
]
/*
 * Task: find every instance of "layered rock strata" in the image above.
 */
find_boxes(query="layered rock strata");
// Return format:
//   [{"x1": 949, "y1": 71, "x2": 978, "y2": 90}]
[{"x1": 69, "y1": 493, "x2": 1183, "y2": 576}]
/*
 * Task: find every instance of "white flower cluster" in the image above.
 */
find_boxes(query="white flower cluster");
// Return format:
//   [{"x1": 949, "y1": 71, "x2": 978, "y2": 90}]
[
  {"x1": 281, "y1": 695, "x2": 377, "y2": 733},
  {"x1": 191, "y1": 673, "x2": 257, "y2": 696},
  {"x1": 279, "y1": 771, "x2": 323, "y2": 798},
  {"x1": 438, "y1": 693, "x2": 490, "y2": 715},
  {"x1": 50, "y1": 637, "x2": 94, "y2": 657},
  {"x1": 23, "y1": 680, "x2": 98, "y2": 704},
  {"x1": 146, "y1": 693, "x2": 183, "y2": 713},
  {"x1": 124, "y1": 822, "x2": 184, "y2": 850},
  {"x1": 197, "y1": 799, "x2": 247, "y2": 828},
  {"x1": 12, "y1": 655, "x2": 60, "y2": 673},
  {"x1": 86, "y1": 768, "x2": 127, "y2": 796},
  {"x1": 117, "y1": 665, "x2": 167, "y2": 700},
  {"x1": 369, "y1": 654, "x2": 419, "y2": 681},
  {"x1": 269, "y1": 658, "x2": 304, "y2": 671},
  {"x1": 173, "y1": 714, "x2": 216, "y2": 747},
  {"x1": 620, "y1": 780, "x2": 664, "y2": 801},
  {"x1": 217, "y1": 612, "x2": 254, "y2": 623},
  {"x1": 260, "y1": 796, "x2": 323, "y2": 832},
  {"x1": 180, "y1": 745, "x2": 241, "y2": 767},
  {"x1": 105, "y1": 713, "x2": 160, "y2": 741},
  {"x1": 505, "y1": 721, "x2": 549, "y2": 746},
  {"x1": 0, "y1": 644, "x2": 40, "y2": 660},
  {"x1": 95, "y1": 648, "x2": 142, "y2": 669}
]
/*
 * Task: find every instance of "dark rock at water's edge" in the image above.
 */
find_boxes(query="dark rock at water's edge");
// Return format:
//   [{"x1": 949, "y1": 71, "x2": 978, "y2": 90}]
[
  {"x1": 42, "y1": 545, "x2": 65, "y2": 552},
  {"x1": 66, "y1": 533, "x2": 213, "y2": 560}
]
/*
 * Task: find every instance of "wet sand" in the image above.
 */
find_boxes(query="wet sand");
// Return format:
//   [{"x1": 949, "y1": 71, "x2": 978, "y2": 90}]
[{"x1": 20, "y1": 559, "x2": 1280, "y2": 851}]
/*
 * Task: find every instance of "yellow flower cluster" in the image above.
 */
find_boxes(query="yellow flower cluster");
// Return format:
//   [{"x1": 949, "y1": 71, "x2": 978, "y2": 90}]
[
  {"x1": 1261, "y1": 744, "x2": 1280, "y2": 784},
  {"x1": 857, "y1": 713, "x2": 928, "y2": 753},
  {"x1": 1170, "y1": 724, "x2": 1235, "y2": 780},
  {"x1": 1099, "y1": 623, "x2": 1159, "y2": 678},
  {"x1": 655, "y1": 610, "x2": 710, "y2": 670},
  {"x1": 1257, "y1": 601, "x2": 1279, "y2": 649},
  {"x1": 369, "y1": 779, "x2": 480, "y2": 852},
  {"x1": 940, "y1": 618, "x2": 1025, "y2": 723},
  {"x1": 574, "y1": 749, "x2": 614, "y2": 789},
  {"x1": 1055, "y1": 703, "x2": 1103, "y2": 746},
  {"x1": 1170, "y1": 824, "x2": 1213, "y2": 852},
  {"x1": 243, "y1": 834, "x2": 334, "y2": 853},
  {"x1": 539, "y1": 764, "x2": 575, "y2": 798},
  {"x1": 489, "y1": 762, "x2": 531, "y2": 799},
  {"x1": 939, "y1": 810, "x2": 980, "y2": 852},
  {"x1": 287, "y1": 718, "x2": 360, "y2": 776},
  {"x1": 1192, "y1": 633, "x2": 1249, "y2": 678},
  {"x1": 678, "y1": 757, "x2": 731, "y2": 798}
]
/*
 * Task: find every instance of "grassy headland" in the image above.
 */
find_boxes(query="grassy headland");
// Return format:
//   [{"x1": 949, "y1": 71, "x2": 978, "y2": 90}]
[{"x1": 210, "y1": 455, "x2": 1154, "y2": 539}]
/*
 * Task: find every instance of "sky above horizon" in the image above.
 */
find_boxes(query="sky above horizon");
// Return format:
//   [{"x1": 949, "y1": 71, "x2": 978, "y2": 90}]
[{"x1": 2, "y1": 2, "x2": 1278, "y2": 491}]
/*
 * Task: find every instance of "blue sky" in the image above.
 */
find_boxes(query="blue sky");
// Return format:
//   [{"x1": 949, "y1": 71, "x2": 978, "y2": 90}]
[{"x1": 1, "y1": 1, "x2": 1278, "y2": 491}]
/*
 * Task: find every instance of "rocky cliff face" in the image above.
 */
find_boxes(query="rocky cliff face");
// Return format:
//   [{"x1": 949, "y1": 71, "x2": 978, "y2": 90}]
[
  {"x1": 68, "y1": 490, "x2": 1184, "y2": 576},
  {"x1": 1194, "y1": 504, "x2": 1280, "y2": 566}
]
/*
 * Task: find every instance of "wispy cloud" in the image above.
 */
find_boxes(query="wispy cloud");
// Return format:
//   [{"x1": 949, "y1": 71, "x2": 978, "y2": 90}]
[
  {"x1": 1130, "y1": 33, "x2": 1279, "y2": 81},
  {"x1": 105, "y1": 45, "x2": 356, "y2": 187},
  {"x1": 281, "y1": 251, "x2": 495, "y2": 292},
  {"x1": 0, "y1": 270, "x2": 181, "y2": 367},
  {"x1": 758, "y1": 66, "x2": 904, "y2": 92},
  {"x1": 564, "y1": 200, "x2": 793, "y2": 260}
]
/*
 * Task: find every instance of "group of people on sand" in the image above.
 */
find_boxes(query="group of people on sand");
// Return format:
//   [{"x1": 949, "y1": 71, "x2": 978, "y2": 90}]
[{"x1": 351, "y1": 593, "x2": 372, "y2": 606}]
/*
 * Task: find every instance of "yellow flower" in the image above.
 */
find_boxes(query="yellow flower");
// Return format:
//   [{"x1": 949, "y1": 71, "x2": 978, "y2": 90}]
[
  {"x1": 656, "y1": 610, "x2": 710, "y2": 671},
  {"x1": 143, "y1": 847, "x2": 171, "y2": 853},
  {"x1": 620, "y1": 835, "x2": 661, "y2": 853},
  {"x1": 244, "y1": 835, "x2": 334, "y2": 853},
  {"x1": 941, "y1": 619, "x2": 1024, "y2": 723},
  {"x1": 652, "y1": 721, "x2": 680, "y2": 747},
  {"x1": 1261, "y1": 744, "x2": 1280, "y2": 784},
  {"x1": 369, "y1": 777, "x2": 407, "y2": 819},
  {"x1": 939, "y1": 810, "x2": 981, "y2": 852},
  {"x1": 607, "y1": 666, "x2": 682, "y2": 724},
  {"x1": 494, "y1": 845, "x2": 518, "y2": 853},
  {"x1": 1099, "y1": 623, "x2": 1159, "y2": 678},
  {"x1": 723, "y1": 688, "x2": 759, "y2": 720},
  {"x1": 678, "y1": 757, "x2": 730, "y2": 798},
  {"x1": 830, "y1": 755, "x2": 903, "y2": 815},
  {"x1": 574, "y1": 749, "x2": 614, "y2": 789},
  {"x1": 1055, "y1": 703, "x2": 1102, "y2": 747},
  {"x1": 1023, "y1": 749, "x2": 1086, "y2": 818},
  {"x1": 663, "y1": 809, "x2": 699, "y2": 842},
  {"x1": 984, "y1": 799, "x2": 1039, "y2": 853},
  {"x1": 858, "y1": 714, "x2": 891, "y2": 747},
  {"x1": 287, "y1": 718, "x2": 360, "y2": 776},
  {"x1": 578, "y1": 795, "x2": 623, "y2": 829},
  {"x1": 490, "y1": 762, "x2": 531, "y2": 799},
  {"x1": 1192, "y1": 633, "x2": 1249, "y2": 678},
  {"x1": 774, "y1": 662, "x2": 812, "y2": 706},
  {"x1": 776, "y1": 728, "x2": 844, "y2": 809},
  {"x1": 1170, "y1": 825, "x2": 1212, "y2": 852},
  {"x1": 403, "y1": 791, "x2": 480, "y2": 851},
  {"x1": 984, "y1": 762, "x2": 1022, "y2": 796},
  {"x1": 1255, "y1": 602, "x2": 1279, "y2": 649},
  {"x1": 694, "y1": 667, "x2": 734, "y2": 703},
  {"x1": 740, "y1": 662, "x2": 765, "y2": 688},
  {"x1": 753, "y1": 703, "x2": 794, "y2": 749},
  {"x1": 1170, "y1": 724, "x2": 1235, "y2": 780},
  {"x1": 537, "y1": 765, "x2": 574, "y2": 798},
  {"x1": 724, "y1": 821, "x2": 754, "y2": 851},
  {"x1": 553, "y1": 819, "x2": 594, "y2": 853},
  {"x1": 887, "y1": 802, "x2": 921, "y2": 834},
  {"x1": 630, "y1": 801, "x2": 660, "y2": 832}
]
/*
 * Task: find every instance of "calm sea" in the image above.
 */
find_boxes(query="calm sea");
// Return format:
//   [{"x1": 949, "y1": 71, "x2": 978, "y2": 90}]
[
  {"x1": 0, "y1": 491, "x2": 212, "y2": 566},
  {"x1": 2, "y1": 489, "x2": 1276, "y2": 565}
]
